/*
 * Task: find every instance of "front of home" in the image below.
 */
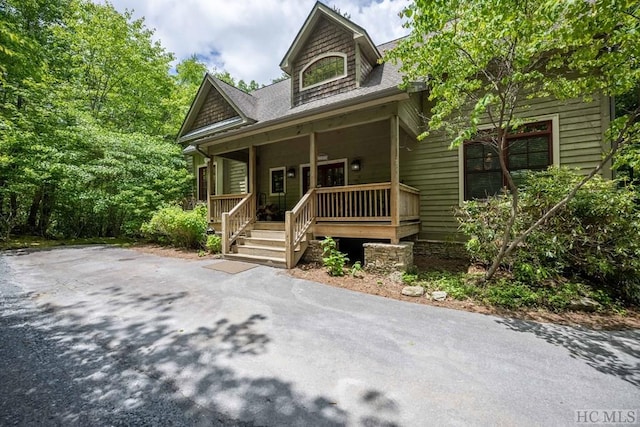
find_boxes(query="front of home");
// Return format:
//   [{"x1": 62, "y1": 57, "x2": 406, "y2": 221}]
[{"x1": 177, "y1": 2, "x2": 611, "y2": 268}]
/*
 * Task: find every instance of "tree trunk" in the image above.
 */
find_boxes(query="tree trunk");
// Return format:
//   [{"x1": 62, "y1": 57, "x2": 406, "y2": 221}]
[
  {"x1": 485, "y1": 130, "x2": 519, "y2": 282},
  {"x1": 37, "y1": 186, "x2": 54, "y2": 236},
  {"x1": 27, "y1": 189, "x2": 43, "y2": 230}
]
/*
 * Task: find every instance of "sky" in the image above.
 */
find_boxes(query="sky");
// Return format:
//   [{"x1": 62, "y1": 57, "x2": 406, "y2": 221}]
[{"x1": 99, "y1": 0, "x2": 412, "y2": 85}]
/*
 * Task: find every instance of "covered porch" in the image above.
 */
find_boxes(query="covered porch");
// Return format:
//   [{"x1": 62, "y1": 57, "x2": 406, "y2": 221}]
[{"x1": 200, "y1": 111, "x2": 421, "y2": 268}]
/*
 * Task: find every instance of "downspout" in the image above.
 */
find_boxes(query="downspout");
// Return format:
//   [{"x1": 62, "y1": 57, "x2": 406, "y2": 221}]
[{"x1": 610, "y1": 95, "x2": 617, "y2": 179}]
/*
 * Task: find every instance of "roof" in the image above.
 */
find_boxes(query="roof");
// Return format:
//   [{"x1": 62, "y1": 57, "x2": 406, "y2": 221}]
[{"x1": 178, "y1": 38, "x2": 405, "y2": 147}]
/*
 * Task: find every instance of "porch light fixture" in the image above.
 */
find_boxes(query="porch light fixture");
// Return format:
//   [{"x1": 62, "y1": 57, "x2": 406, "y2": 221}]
[
  {"x1": 350, "y1": 159, "x2": 361, "y2": 171},
  {"x1": 287, "y1": 167, "x2": 296, "y2": 178}
]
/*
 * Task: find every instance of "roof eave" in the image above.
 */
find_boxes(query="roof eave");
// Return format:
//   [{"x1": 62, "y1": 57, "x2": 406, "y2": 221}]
[{"x1": 190, "y1": 86, "x2": 407, "y2": 149}]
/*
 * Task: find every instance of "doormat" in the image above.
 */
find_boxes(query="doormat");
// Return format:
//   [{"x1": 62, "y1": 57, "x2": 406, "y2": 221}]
[{"x1": 203, "y1": 261, "x2": 257, "y2": 274}]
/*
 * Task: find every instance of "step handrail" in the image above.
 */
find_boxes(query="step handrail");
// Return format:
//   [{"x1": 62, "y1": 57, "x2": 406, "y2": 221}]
[
  {"x1": 284, "y1": 188, "x2": 316, "y2": 268},
  {"x1": 221, "y1": 193, "x2": 255, "y2": 254}
]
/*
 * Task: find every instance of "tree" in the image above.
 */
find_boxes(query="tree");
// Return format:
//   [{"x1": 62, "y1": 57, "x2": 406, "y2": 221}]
[{"x1": 385, "y1": 0, "x2": 640, "y2": 281}]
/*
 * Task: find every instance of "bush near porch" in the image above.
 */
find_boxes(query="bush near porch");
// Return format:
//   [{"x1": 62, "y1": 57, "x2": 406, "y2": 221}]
[
  {"x1": 454, "y1": 168, "x2": 640, "y2": 308},
  {"x1": 140, "y1": 204, "x2": 208, "y2": 250}
]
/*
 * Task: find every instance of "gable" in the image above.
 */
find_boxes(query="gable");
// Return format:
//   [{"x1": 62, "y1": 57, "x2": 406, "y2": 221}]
[
  {"x1": 190, "y1": 88, "x2": 239, "y2": 133},
  {"x1": 292, "y1": 15, "x2": 356, "y2": 106}
]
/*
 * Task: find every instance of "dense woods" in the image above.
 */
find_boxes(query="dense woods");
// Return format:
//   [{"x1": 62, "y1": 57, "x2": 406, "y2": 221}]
[{"x1": 0, "y1": 0, "x2": 223, "y2": 239}]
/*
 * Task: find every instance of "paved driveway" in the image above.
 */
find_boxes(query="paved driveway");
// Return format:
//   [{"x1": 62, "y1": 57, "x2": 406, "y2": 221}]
[{"x1": 1, "y1": 246, "x2": 638, "y2": 426}]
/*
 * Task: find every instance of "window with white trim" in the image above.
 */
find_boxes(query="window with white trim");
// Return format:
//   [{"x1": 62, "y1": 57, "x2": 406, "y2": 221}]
[
  {"x1": 300, "y1": 52, "x2": 347, "y2": 90},
  {"x1": 270, "y1": 167, "x2": 286, "y2": 196},
  {"x1": 464, "y1": 120, "x2": 553, "y2": 200}
]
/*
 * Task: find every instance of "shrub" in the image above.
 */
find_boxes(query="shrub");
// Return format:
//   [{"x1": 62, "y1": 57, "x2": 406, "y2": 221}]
[
  {"x1": 141, "y1": 204, "x2": 207, "y2": 249},
  {"x1": 457, "y1": 168, "x2": 640, "y2": 305},
  {"x1": 321, "y1": 237, "x2": 349, "y2": 277},
  {"x1": 206, "y1": 234, "x2": 222, "y2": 254}
]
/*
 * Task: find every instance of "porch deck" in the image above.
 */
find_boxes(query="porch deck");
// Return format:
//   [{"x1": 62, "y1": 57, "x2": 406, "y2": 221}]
[{"x1": 209, "y1": 182, "x2": 420, "y2": 268}]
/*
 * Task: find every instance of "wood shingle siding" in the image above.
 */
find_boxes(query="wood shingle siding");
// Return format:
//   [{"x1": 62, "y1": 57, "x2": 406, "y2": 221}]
[
  {"x1": 292, "y1": 16, "x2": 356, "y2": 106},
  {"x1": 190, "y1": 88, "x2": 239, "y2": 132}
]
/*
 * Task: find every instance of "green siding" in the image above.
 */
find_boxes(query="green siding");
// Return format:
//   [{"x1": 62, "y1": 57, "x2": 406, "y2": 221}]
[
  {"x1": 225, "y1": 159, "x2": 247, "y2": 194},
  {"x1": 401, "y1": 94, "x2": 610, "y2": 240}
]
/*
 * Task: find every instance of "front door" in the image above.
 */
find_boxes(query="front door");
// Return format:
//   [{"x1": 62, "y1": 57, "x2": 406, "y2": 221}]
[{"x1": 302, "y1": 162, "x2": 345, "y2": 194}]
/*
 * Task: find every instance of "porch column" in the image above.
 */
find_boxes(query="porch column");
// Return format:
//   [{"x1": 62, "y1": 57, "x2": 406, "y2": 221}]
[
  {"x1": 390, "y1": 115, "x2": 400, "y2": 243},
  {"x1": 206, "y1": 157, "x2": 213, "y2": 222},
  {"x1": 249, "y1": 145, "x2": 256, "y2": 193},
  {"x1": 309, "y1": 132, "x2": 317, "y2": 189}
]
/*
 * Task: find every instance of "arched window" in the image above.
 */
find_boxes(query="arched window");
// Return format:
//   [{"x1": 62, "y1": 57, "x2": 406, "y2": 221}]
[{"x1": 300, "y1": 52, "x2": 347, "y2": 90}]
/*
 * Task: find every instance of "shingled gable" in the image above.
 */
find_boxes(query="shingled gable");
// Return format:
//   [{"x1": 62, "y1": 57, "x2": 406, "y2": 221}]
[
  {"x1": 280, "y1": 2, "x2": 381, "y2": 107},
  {"x1": 178, "y1": 74, "x2": 257, "y2": 144},
  {"x1": 279, "y1": 2, "x2": 380, "y2": 76}
]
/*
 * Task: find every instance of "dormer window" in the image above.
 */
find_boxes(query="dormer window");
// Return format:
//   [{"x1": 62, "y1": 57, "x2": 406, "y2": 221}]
[{"x1": 300, "y1": 52, "x2": 347, "y2": 91}]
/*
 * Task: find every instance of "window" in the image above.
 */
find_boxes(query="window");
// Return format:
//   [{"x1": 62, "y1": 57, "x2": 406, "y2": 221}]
[
  {"x1": 300, "y1": 53, "x2": 347, "y2": 90},
  {"x1": 270, "y1": 167, "x2": 286, "y2": 195},
  {"x1": 464, "y1": 120, "x2": 553, "y2": 200}
]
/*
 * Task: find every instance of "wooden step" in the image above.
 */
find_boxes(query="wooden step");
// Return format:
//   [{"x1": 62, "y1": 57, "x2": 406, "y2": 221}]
[
  {"x1": 236, "y1": 244, "x2": 285, "y2": 258},
  {"x1": 241, "y1": 237, "x2": 286, "y2": 248},
  {"x1": 248, "y1": 229, "x2": 285, "y2": 239},
  {"x1": 252, "y1": 221, "x2": 285, "y2": 231},
  {"x1": 225, "y1": 253, "x2": 287, "y2": 268}
]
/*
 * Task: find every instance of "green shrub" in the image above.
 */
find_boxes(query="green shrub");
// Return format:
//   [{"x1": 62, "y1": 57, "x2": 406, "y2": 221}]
[
  {"x1": 321, "y1": 237, "x2": 349, "y2": 277},
  {"x1": 141, "y1": 204, "x2": 207, "y2": 249},
  {"x1": 206, "y1": 234, "x2": 222, "y2": 254},
  {"x1": 457, "y1": 168, "x2": 640, "y2": 305}
]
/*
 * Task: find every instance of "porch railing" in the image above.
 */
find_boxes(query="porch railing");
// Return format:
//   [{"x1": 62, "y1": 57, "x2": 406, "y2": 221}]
[
  {"x1": 399, "y1": 183, "x2": 421, "y2": 221},
  {"x1": 221, "y1": 193, "x2": 255, "y2": 254},
  {"x1": 285, "y1": 189, "x2": 315, "y2": 268},
  {"x1": 316, "y1": 183, "x2": 391, "y2": 222},
  {"x1": 209, "y1": 193, "x2": 246, "y2": 223}
]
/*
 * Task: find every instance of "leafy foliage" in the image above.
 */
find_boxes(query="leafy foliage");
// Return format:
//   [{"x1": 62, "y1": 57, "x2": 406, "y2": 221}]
[
  {"x1": 0, "y1": 0, "x2": 252, "y2": 241},
  {"x1": 141, "y1": 204, "x2": 207, "y2": 249},
  {"x1": 457, "y1": 168, "x2": 640, "y2": 304},
  {"x1": 206, "y1": 234, "x2": 222, "y2": 254},
  {"x1": 320, "y1": 237, "x2": 349, "y2": 277}
]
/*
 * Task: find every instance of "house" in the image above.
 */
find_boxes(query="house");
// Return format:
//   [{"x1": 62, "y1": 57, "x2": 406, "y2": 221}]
[{"x1": 177, "y1": 2, "x2": 611, "y2": 268}]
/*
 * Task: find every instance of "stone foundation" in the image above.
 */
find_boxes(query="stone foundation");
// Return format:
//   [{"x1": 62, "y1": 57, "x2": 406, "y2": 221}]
[
  {"x1": 301, "y1": 240, "x2": 323, "y2": 264},
  {"x1": 413, "y1": 239, "x2": 468, "y2": 260},
  {"x1": 301, "y1": 239, "x2": 340, "y2": 264},
  {"x1": 363, "y1": 242, "x2": 414, "y2": 273}
]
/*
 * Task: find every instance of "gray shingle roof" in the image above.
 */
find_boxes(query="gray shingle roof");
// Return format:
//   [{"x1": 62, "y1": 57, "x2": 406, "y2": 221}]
[{"x1": 186, "y1": 38, "x2": 405, "y2": 144}]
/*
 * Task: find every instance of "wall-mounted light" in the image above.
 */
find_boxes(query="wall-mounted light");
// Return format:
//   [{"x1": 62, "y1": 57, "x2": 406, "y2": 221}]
[
  {"x1": 350, "y1": 159, "x2": 361, "y2": 171},
  {"x1": 287, "y1": 167, "x2": 296, "y2": 178}
]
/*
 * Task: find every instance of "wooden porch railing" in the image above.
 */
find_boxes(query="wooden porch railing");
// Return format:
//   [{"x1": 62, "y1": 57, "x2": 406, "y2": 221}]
[
  {"x1": 316, "y1": 183, "x2": 391, "y2": 222},
  {"x1": 285, "y1": 189, "x2": 315, "y2": 268},
  {"x1": 221, "y1": 193, "x2": 255, "y2": 254},
  {"x1": 399, "y1": 183, "x2": 421, "y2": 221},
  {"x1": 209, "y1": 193, "x2": 246, "y2": 223}
]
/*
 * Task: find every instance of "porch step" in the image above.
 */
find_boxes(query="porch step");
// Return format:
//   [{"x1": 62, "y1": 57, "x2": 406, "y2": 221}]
[
  {"x1": 248, "y1": 229, "x2": 285, "y2": 240},
  {"x1": 236, "y1": 244, "x2": 285, "y2": 258},
  {"x1": 253, "y1": 221, "x2": 285, "y2": 231},
  {"x1": 240, "y1": 237, "x2": 285, "y2": 247},
  {"x1": 225, "y1": 253, "x2": 287, "y2": 268}
]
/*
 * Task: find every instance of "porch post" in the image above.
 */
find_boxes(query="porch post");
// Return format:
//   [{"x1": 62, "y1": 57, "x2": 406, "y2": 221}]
[
  {"x1": 390, "y1": 115, "x2": 400, "y2": 243},
  {"x1": 248, "y1": 145, "x2": 256, "y2": 194},
  {"x1": 206, "y1": 157, "x2": 213, "y2": 222},
  {"x1": 309, "y1": 132, "x2": 317, "y2": 189}
]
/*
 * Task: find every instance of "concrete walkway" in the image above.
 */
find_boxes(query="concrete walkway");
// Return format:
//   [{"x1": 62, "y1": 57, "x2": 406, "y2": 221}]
[{"x1": 1, "y1": 246, "x2": 638, "y2": 426}]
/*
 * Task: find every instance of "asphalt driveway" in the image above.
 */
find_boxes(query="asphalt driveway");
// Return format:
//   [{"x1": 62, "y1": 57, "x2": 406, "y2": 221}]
[{"x1": 1, "y1": 246, "x2": 638, "y2": 426}]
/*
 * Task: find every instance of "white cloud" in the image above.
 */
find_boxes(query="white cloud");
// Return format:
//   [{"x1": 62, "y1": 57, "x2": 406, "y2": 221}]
[{"x1": 99, "y1": 0, "x2": 410, "y2": 84}]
